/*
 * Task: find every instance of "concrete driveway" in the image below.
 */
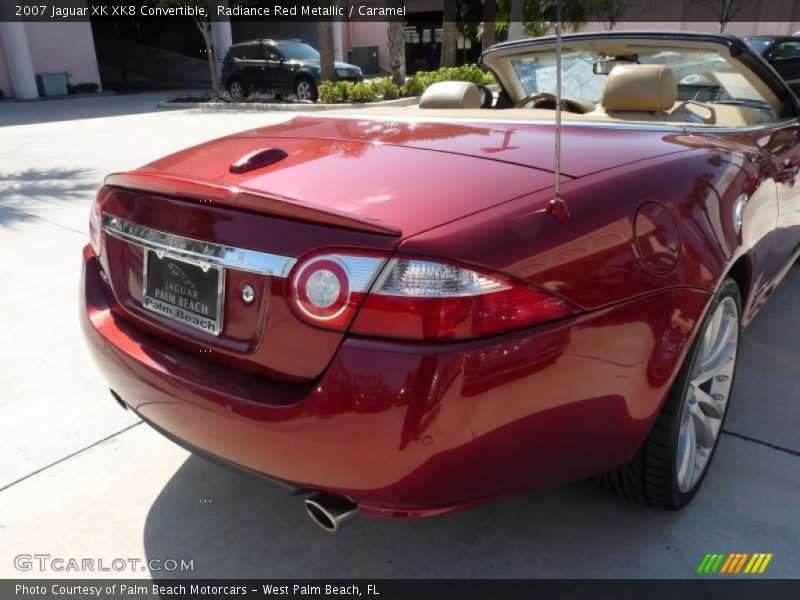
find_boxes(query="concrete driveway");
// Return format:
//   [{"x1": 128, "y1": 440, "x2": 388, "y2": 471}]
[{"x1": 0, "y1": 94, "x2": 797, "y2": 580}]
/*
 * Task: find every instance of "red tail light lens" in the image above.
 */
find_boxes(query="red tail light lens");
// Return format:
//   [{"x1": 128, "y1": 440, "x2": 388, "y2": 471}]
[
  {"x1": 89, "y1": 194, "x2": 103, "y2": 256},
  {"x1": 290, "y1": 251, "x2": 578, "y2": 340},
  {"x1": 350, "y1": 256, "x2": 578, "y2": 341},
  {"x1": 289, "y1": 252, "x2": 388, "y2": 330}
]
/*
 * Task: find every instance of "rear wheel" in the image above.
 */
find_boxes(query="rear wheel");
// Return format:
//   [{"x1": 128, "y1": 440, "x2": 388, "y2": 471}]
[
  {"x1": 597, "y1": 279, "x2": 741, "y2": 509},
  {"x1": 294, "y1": 76, "x2": 318, "y2": 102},
  {"x1": 228, "y1": 77, "x2": 246, "y2": 99}
]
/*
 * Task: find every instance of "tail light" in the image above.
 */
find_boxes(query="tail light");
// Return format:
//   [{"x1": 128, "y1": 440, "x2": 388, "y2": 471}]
[
  {"x1": 288, "y1": 252, "x2": 387, "y2": 330},
  {"x1": 89, "y1": 194, "x2": 103, "y2": 256},
  {"x1": 289, "y1": 252, "x2": 578, "y2": 341}
]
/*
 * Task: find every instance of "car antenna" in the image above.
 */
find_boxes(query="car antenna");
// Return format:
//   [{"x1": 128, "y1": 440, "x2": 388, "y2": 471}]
[{"x1": 548, "y1": 0, "x2": 570, "y2": 221}]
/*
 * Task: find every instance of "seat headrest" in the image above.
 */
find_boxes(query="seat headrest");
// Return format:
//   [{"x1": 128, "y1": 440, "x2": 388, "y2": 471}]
[
  {"x1": 419, "y1": 81, "x2": 481, "y2": 109},
  {"x1": 601, "y1": 64, "x2": 677, "y2": 113}
]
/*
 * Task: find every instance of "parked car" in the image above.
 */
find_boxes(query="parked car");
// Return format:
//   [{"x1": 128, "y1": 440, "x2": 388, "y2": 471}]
[
  {"x1": 82, "y1": 32, "x2": 800, "y2": 531},
  {"x1": 744, "y1": 35, "x2": 800, "y2": 95},
  {"x1": 221, "y1": 39, "x2": 363, "y2": 102}
]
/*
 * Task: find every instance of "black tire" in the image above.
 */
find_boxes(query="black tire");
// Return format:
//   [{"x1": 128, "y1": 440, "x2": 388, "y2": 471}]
[
  {"x1": 227, "y1": 77, "x2": 246, "y2": 99},
  {"x1": 596, "y1": 278, "x2": 742, "y2": 509},
  {"x1": 294, "y1": 76, "x2": 318, "y2": 102}
]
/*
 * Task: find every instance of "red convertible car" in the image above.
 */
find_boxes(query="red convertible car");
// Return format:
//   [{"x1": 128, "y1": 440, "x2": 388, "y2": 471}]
[{"x1": 81, "y1": 32, "x2": 800, "y2": 531}]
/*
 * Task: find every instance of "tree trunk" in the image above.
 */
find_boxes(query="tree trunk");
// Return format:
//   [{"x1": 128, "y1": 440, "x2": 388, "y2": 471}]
[
  {"x1": 509, "y1": 0, "x2": 524, "y2": 41},
  {"x1": 318, "y1": 19, "x2": 336, "y2": 82},
  {"x1": 441, "y1": 0, "x2": 457, "y2": 67},
  {"x1": 195, "y1": 20, "x2": 220, "y2": 97},
  {"x1": 482, "y1": 0, "x2": 496, "y2": 51},
  {"x1": 387, "y1": 1, "x2": 406, "y2": 85}
]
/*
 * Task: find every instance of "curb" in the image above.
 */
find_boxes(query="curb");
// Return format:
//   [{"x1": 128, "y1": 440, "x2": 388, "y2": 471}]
[{"x1": 156, "y1": 96, "x2": 418, "y2": 111}]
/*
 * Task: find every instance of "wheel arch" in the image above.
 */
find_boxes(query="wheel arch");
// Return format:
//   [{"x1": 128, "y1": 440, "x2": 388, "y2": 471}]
[
  {"x1": 226, "y1": 74, "x2": 245, "y2": 89},
  {"x1": 293, "y1": 71, "x2": 315, "y2": 85},
  {"x1": 722, "y1": 254, "x2": 752, "y2": 309}
]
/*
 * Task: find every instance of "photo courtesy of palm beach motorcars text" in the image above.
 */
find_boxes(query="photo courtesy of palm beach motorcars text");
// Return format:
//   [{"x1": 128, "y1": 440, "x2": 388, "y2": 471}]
[
  {"x1": 14, "y1": 583, "x2": 378, "y2": 598},
  {"x1": 1, "y1": 0, "x2": 799, "y2": 598}
]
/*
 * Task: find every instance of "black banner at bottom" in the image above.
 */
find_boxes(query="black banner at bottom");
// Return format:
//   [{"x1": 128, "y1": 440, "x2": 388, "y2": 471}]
[{"x1": 4, "y1": 579, "x2": 800, "y2": 600}]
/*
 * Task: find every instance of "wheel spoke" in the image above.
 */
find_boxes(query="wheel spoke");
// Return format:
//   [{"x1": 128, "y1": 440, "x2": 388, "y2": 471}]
[
  {"x1": 690, "y1": 400, "x2": 715, "y2": 449},
  {"x1": 695, "y1": 317, "x2": 736, "y2": 381},
  {"x1": 699, "y1": 307, "x2": 722, "y2": 363},
  {"x1": 677, "y1": 414, "x2": 697, "y2": 490},
  {"x1": 693, "y1": 384, "x2": 725, "y2": 419}
]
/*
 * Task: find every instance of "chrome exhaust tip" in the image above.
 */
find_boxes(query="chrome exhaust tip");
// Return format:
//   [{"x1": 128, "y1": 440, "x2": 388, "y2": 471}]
[{"x1": 304, "y1": 493, "x2": 358, "y2": 532}]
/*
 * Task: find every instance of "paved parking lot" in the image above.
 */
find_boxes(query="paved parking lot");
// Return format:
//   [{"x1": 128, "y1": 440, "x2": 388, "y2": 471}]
[{"x1": 0, "y1": 94, "x2": 798, "y2": 579}]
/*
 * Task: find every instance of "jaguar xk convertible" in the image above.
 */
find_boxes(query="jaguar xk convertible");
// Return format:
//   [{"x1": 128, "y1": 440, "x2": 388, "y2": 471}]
[{"x1": 81, "y1": 32, "x2": 800, "y2": 531}]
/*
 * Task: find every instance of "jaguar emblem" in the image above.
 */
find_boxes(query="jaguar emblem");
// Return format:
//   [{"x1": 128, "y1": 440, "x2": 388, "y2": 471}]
[{"x1": 168, "y1": 262, "x2": 196, "y2": 289}]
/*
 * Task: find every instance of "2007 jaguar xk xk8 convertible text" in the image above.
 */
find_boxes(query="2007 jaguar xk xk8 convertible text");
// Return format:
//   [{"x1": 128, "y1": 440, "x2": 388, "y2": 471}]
[{"x1": 81, "y1": 32, "x2": 800, "y2": 531}]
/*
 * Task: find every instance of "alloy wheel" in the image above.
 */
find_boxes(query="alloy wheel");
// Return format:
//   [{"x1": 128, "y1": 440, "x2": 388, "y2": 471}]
[
  {"x1": 296, "y1": 80, "x2": 313, "y2": 101},
  {"x1": 675, "y1": 296, "x2": 739, "y2": 492},
  {"x1": 229, "y1": 80, "x2": 244, "y2": 99}
]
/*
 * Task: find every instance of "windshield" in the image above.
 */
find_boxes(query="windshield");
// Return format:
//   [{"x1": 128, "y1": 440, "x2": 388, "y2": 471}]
[
  {"x1": 510, "y1": 47, "x2": 772, "y2": 112},
  {"x1": 277, "y1": 42, "x2": 319, "y2": 61}
]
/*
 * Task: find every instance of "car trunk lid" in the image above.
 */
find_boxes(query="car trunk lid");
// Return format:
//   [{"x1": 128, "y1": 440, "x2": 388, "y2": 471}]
[
  {"x1": 233, "y1": 114, "x2": 693, "y2": 178},
  {"x1": 99, "y1": 133, "x2": 563, "y2": 383},
  {"x1": 137, "y1": 134, "x2": 565, "y2": 238}
]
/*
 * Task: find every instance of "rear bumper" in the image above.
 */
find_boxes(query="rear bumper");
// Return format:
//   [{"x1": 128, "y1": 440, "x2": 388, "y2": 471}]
[{"x1": 81, "y1": 246, "x2": 711, "y2": 518}]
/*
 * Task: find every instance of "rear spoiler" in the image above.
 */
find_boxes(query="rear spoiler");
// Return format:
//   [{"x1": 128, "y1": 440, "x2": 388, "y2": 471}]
[{"x1": 104, "y1": 171, "x2": 402, "y2": 237}]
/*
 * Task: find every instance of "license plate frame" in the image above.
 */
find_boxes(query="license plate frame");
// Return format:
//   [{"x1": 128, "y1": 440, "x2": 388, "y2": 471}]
[{"x1": 142, "y1": 249, "x2": 225, "y2": 336}]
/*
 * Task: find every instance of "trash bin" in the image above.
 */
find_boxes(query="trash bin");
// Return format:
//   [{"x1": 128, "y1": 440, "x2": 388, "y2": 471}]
[{"x1": 36, "y1": 72, "x2": 69, "y2": 97}]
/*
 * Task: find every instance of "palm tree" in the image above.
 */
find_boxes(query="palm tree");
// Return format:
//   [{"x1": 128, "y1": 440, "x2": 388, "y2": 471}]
[
  {"x1": 387, "y1": 0, "x2": 407, "y2": 85},
  {"x1": 441, "y1": 0, "x2": 458, "y2": 68},
  {"x1": 318, "y1": 19, "x2": 336, "y2": 82},
  {"x1": 494, "y1": 0, "x2": 591, "y2": 41},
  {"x1": 483, "y1": 0, "x2": 497, "y2": 51}
]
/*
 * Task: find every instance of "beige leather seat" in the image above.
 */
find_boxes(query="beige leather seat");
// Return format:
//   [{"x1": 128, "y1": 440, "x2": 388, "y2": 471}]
[
  {"x1": 419, "y1": 81, "x2": 482, "y2": 109},
  {"x1": 588, "y1": 64, "x2": 680, "y2": 122}
]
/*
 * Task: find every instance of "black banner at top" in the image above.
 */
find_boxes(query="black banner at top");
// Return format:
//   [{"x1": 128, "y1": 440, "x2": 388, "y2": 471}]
[
  {"x1": 0, "y1": 0, "x2": 798, "y2": 23},
  {"x1": 2, "y1": 1, "x2": 407, "y2": 22}
]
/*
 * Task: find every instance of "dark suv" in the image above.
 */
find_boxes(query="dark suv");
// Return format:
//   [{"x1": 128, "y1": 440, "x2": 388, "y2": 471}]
[
  {"x1": 222, "y1": 39, "x2": 364, "y2": 102},
  {"x1": 744, "y1": 36, "x2": 800, "y2": 95}
]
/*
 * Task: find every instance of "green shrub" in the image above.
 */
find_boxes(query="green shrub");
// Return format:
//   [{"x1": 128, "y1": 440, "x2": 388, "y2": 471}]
[
  {"x1": 74, "y1": 82, "x2": 100, "y2": 94},
  {"x1": 67, "y1": 82, "x2": 100, "y2": 95},
  {"x1": 318, "y1": 81, "x2": 350, "y2": 103},
  {"x1": 348, "y1": 81, "x2": 378, "y2": 102},
  {"x1": 320, "y1": 64, "x2": 495, "y2": 103},
  {"x1": 401, "y1": 76, "x2": 426, "y2": 98},
  {"x1": 369, "y1": 77, "x2": 400, "y2": 100},
  {"x1": 401, "y1": 64, "x2": 495, "y2": 98}
]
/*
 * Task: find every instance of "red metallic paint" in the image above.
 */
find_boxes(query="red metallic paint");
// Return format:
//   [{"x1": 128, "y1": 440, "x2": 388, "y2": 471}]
[
  {"x1": 633, "y1": 201, "x2": 681, "y2": 275},
  {"x1": 81, "y1": 110, "x2": 800, "y2": 517},
  {"x1": 82, "y1": 245, "x2": 710, "y2": 516}
]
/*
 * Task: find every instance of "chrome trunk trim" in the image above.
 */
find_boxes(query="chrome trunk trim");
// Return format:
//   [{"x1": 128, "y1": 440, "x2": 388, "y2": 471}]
[{"x1": 102, "y1": 215, "x2": 297, "y2": 278}]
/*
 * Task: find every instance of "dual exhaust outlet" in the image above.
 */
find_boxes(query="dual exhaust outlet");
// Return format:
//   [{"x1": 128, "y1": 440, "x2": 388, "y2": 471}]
[{"x1": 304, "y1": 493, "x2": 359, "y2": 533}]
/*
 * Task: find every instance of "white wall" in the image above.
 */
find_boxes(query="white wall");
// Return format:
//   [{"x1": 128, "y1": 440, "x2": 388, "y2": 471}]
[
  {"x1": 0, "y1": 18, "x2": 101, "y2": 99},
  {"x1": 25, "y1": 21, "x2": 101, "y2": 87}
]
